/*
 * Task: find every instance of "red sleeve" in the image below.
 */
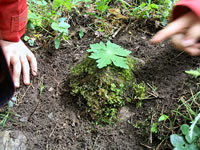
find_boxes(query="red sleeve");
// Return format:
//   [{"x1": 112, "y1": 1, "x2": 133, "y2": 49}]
[
  {"x1": 0, "y1": 0, "x2": 28, "y2": 42},
  {"x1": 172, "y1": 0, "x2": 200, "y2": 20}
]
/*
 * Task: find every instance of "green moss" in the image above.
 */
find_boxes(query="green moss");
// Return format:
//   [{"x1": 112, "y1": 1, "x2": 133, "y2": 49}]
[{"x1": 69, "y1": 55, "x2": 146, "y2": 125}]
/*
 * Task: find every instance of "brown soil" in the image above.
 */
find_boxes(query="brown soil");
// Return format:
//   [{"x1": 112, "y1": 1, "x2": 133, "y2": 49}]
[{"x1": 2, "y1": 16, "x2": 200, "y2": 150}]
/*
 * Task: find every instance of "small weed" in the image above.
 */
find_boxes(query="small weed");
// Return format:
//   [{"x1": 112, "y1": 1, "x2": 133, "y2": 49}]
[
  {"x1": 185, "y1": 68, "x2": 200, "y2": 78},
  {"x1": 170, "y1": 118, "x2": 200, "y2": 149},
  {"x1": 170, "y1": 91, "x2": 200, "y2": 149},
  {"x1": 151, "y1": 114, "x2": 169, "y2": 134},
  {"x1": 51, "y1": 18, "x2": 70, "y2": 49},
  {"x1": 39, "y1": 77, "x2": 47, "y2": 96},
  {"x1": 0, "y1": 97, "x2": 19, "y2": 127}
]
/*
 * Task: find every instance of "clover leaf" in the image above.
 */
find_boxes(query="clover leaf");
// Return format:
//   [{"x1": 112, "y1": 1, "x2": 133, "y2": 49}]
[{"x1": 87, "y1": 41, "x2": 131, "y2": 69}]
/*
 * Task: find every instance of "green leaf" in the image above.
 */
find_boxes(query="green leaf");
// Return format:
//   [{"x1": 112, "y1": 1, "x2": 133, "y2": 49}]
[
  {"x1": 181, "y1": 124, "x2": 189, "y2": 135},
  {"x1": 51, "y1": 18, "x2": 70, "y2": 34},
  {"x1": 151, "y1": 123, "x2": 158, "y2": 133},
  {"x1": 79, "y1": 29, "x2": 84, "y2": 39},
  {"x1": 96, "y1": 0, "x2": 110, "y2": 13},
  {"x1": 87, "y1": 41, "x2": 131, "y2": 69},
  {"x1": 55, "y1": 33, "x2": 63, "y2": 49},
  {"x1": 158, "y1": 114, "x2": 169, "y2": 122},
  {"x1": 185, "y1": 69, "x2": 200, "y2": 78},
  {"x1": 170, "y1": 134, "x2": 186, "y2": 147},
  {"x1": 55, "y1": 38, "x2": 60, "y2": 49},
  {"x1": 24, "y1": 36, "x2": 30, "y2": 41},
  {"x1": 190, "y1": 113, "x2": 200, "y2": 139}
]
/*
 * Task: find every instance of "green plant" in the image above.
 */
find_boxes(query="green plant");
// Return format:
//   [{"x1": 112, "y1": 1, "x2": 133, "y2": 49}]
[
  {"x1": 23, "y1": 36, "x2": 35, "y2": 47},
  {"x1": 87, "y1": 41, "x2": 131, "y2": 69},
  {"x1": 118, "y1": 0, "x2": 178, "y2": 26},
  {"x1": 27, "y1": 0, "x2": 72, "y2": 49},
  {"x1": 96, "y1": 0, "x2": 111, "y2": 14},
  {"x1": 170, "y1": 120, "x2": 200, "y2": 149},
  {"x1": 70, "y1": 43, "x2": 146, "y2": 124},
  {"x1": 51, "y1": 18, "x2": 70, "y2": 49},
  {"x1": 170, "y1": 91, "x2": 200, "y2": 149},
  {"x1": 151, "y1": 114, "x2": 169, "y2": 134},
  {"x1": 0, "y1": 97, "x2": 18, "y2": 127},
  {"x1": 185, "y1": 68, "x2": 200, "y2": 78}
]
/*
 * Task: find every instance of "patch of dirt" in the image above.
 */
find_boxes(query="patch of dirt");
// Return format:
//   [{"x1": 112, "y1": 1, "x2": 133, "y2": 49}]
[{"x1": 3, "y1": 16, "x2": 200, "y2": 150}]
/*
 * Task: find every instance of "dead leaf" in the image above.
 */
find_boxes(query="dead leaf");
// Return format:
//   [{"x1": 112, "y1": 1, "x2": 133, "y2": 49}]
[{"x1": 108, "y1": 8, "x2": 128, "y2": 20}]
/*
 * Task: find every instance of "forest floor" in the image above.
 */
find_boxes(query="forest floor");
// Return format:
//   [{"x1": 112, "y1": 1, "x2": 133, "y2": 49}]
[{"x1": 2, "y1": 14, "x2": 200, "y2": 150}]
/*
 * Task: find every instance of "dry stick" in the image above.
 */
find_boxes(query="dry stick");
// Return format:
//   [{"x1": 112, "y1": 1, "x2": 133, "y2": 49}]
[
  {"x1": 156, "y1": 137, "x2": 168, "y2": 150},
  {"x1": 27, "y1": 100, "x2": 40, "y2": 121},
  {"x1": 190, "y1": 88, "x2": 200, "y2": 107},
  {"x1": 150, "y1": 113, "x2": 156, "y2": 144},
  {"x1": 140, "y1": 143, "x2": 153, "y2": 149},
  {"x1": 49, "y1": 123, "x2": 57, "y2": 138},
  {"x1": 17, "y1": 84, "x2": 32, "y2": 104},
  {"x1": 112, "y1": 24, "x2": 125, "y2": 38}
]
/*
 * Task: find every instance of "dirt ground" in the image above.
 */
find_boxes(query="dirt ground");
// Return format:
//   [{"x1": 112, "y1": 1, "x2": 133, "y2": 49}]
[{"x1": 2, "y1": 16, "x2": 200, "y2": 150}]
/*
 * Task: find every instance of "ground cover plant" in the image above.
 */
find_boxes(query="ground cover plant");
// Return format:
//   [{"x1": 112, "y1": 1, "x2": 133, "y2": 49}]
[
  {"x1": 2, "y1": 0, "x2": 200, "y2": 149},
  {"x1": 70, "y1": 41, "x2": 146, "y2": 124}
]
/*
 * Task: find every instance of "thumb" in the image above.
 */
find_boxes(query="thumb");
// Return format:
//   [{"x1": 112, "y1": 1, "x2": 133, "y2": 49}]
[{"x1": 182, "y1": 22, "x2": 200, "y2": 47}]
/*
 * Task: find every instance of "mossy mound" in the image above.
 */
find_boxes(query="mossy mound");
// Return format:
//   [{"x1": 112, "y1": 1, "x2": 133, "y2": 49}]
[{"x1": 69, "y1": 55, "x2": 146, "y2": 125}]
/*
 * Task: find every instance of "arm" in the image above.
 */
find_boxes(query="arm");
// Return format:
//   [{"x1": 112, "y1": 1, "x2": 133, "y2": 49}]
[
  {"x1": 150, "y1": 0, "x2": 200, "y2": 56},
  {"x1": 0, "y1": 0, "x2": 37, "y2": 88}
]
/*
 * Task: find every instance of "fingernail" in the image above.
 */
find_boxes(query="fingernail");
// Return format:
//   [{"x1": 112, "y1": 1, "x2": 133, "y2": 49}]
[
  {"x1": 25, "y1": 80, "x2": 30, "y2": 85},
  {"x1": 15, "y1": 82, "x2": 19, "y2": 87},
  {"x1": 182, "y1": 39, "x2": 195, "y2": 47},
  {"x1": 33, "y1": 70, "x2": 37, "y2": 76}
]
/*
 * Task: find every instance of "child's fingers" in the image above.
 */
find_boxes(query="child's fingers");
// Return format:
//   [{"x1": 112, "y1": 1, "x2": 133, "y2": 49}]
[
  {"x1": 171, "y1": 34, "x2": 185, "y2": 50},
  {"x1": 150, "y1": 12, "x2": 196, "y2": 44},
  {"x1": 182, "y1": 22, "x2": 200, "y2": 47},
  {"x1": 184, "y1": 44, "x2": 200, "y2": 56}
]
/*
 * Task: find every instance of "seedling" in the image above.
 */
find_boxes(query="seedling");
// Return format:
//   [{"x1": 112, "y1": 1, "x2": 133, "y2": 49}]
[
  {"x1": 151, "y1": 114, "x2": 169, "y2": 134},
  {"x1": 0, "y1": 96, "x2": 18, "y2": 127},
  {"x1": 185, "y1": 68, "x2": 200, "y2": 78},
  {"x1": 51, "y1": 18, "x2": 70, "y2": 49}
]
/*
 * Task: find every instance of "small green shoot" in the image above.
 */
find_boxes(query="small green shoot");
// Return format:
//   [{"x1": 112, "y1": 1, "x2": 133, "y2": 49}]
[
  {"x1": 51, "y1": 18, "x2": 70, "y2": 49},
  {"x1": 151, "y1": 114, "x2": 169, "y2": 134},
  {"x1": 96, "y1": 0, "x2": 111, "y2": 14},
  {"x1": 0, "y1": 96, "x2": 18, "y2": 127},
  {"x1": 185, "y1": 68, "x2": 200, "y2": 78},
  {"x1": 24, "y1": 35, "x2": 35, "y2": 46},
  {"x1": 79, "y1": 28, "x2": 84, "y2": 39},
  {"x1": 151, "y1": 123, "x2": 158, "y2": 133},
  {"x1": 87, "y1": 41, "x2": 131, "y2": 69},
  {"x1": 158, "y1": 114, "x2": 169, "y2": 122}
]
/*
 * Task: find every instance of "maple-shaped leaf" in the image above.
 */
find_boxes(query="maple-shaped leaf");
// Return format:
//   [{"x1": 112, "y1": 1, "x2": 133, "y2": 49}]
[{"x1": 87, "y1": 41, "x2": 131, "y2": 69}]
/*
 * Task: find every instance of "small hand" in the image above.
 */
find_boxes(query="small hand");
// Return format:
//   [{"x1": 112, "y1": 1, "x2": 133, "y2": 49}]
[
  {"x1": 150, "y1": 12, "x2": 200, "y2": 56},
  {"x1": 0, "y1": 39, "x2": 37, "y2": 87}
]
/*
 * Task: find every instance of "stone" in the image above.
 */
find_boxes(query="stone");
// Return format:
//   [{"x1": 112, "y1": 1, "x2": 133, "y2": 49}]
[
  {"x1": 0, "y1": 130, "x2": 27, "y2": 150},
  {"x1": 118, "y1": 106, "x2": 132, "y2": 122}
]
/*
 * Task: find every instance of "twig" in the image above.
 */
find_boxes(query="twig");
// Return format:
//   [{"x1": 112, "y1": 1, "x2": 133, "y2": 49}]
[
  {"x1": 49, "y1": 124, "x2": 57, "y2": 138},
  {"x1": 112, "y1": 25, "x2": 125, "y2": 38},
  {"x1": 156, "y1": 138, "x2": 167, "y2": 150},
  {"x1": 140, "y1": 143, "x2": 153, "y2": 149}
]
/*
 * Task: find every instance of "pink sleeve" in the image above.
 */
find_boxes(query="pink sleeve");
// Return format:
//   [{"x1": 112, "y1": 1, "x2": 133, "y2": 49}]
[{"x1": 172, "y1": 0, "x2": 200, "y2": 20}]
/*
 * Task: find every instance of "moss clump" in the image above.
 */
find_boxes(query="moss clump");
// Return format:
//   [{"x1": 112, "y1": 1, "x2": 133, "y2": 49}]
[{"x1": 69, "y1": 55, "x2": 146, "y2": 125}]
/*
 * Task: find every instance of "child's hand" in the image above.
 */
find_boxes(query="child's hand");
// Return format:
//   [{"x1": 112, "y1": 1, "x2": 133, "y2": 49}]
[
  {"x1": 0, "y1": 39, "x2": 37, "y2": 88},
  {"x1": 150, "y1": 12, "x2": 200, "y2": 56}
]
